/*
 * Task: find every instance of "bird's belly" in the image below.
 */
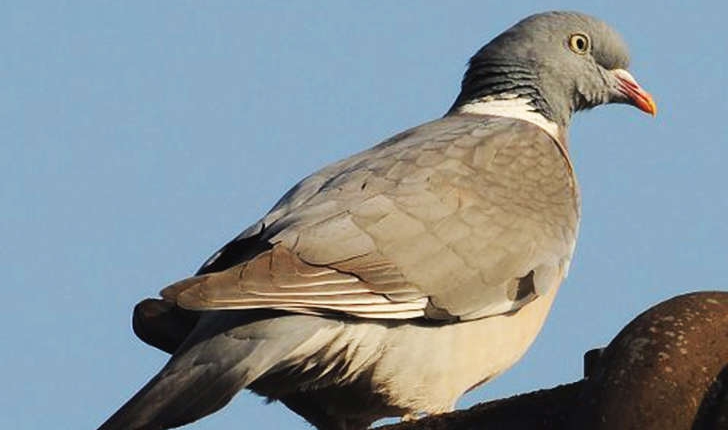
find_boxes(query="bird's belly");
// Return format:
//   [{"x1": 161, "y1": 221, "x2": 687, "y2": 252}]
[
  {"x1": 280, "y1": 286, "x2": 558, "y2": 418},
  {"x1": 365, "y1": 282, "x2": 560, "y2": 414},
  {"x1": 250, "y1": 278, "x2": 561, "y2": 422}
]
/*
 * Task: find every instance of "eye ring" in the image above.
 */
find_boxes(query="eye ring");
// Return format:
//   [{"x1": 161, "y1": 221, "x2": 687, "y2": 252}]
[{"x1": 568, "y1": 33, "x2": 590, "y2": 54}]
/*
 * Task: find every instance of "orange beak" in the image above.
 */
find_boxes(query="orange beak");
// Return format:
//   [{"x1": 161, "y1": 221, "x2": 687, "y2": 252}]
[{"x1": 611, "y1": 69, "x2": 657, "y2": 116}]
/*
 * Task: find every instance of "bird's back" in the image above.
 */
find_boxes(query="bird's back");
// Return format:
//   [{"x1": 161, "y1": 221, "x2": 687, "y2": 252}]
[{"x1": 188, "y1": 114, "x2": 581, "y2": 321}]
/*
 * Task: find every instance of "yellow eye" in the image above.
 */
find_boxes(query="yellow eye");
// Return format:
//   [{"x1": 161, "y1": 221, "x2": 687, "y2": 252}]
[{"x1": 568, "y1": 33, "x2": 590, "y2": 54}]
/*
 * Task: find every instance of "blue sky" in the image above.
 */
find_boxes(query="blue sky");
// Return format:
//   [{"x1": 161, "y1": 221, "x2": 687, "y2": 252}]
[{"x1": 2, "y1": 1, "x2": 726, "y2": 429}]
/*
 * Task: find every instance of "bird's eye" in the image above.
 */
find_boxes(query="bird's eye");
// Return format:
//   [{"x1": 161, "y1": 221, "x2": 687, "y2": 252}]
[{"x1": 568, "y1": 33, "x2": 590, "y2": 54}]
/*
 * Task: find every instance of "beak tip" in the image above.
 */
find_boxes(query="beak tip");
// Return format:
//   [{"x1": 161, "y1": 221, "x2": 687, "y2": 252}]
[
  {"x1": 611, "y1": 68, "x2": 657, "y2": 118},
  {"x1": 644, "y1": 97, "x2": 658, "y2": 117}
]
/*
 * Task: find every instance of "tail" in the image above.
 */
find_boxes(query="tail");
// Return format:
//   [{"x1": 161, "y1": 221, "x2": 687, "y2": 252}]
[{"x1": 98, "y1": 311, "x2": 322, "y2": 430}]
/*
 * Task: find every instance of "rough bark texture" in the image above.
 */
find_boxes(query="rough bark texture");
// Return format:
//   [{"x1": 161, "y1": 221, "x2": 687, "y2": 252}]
[
  {"x1": 574, "y1": 291, "x2": 728, "y2": 430},
  {"x1": 379, "y1": 382, "x2": 582, "y2": 430}
]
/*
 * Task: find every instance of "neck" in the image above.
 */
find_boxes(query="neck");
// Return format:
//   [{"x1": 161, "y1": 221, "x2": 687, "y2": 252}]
[
  {"x1": 446, "y1": 59, "x2": 573, "y2": 136},
  {"x1": 453, "y1": 94, "x2": 563, "y2": 143}
]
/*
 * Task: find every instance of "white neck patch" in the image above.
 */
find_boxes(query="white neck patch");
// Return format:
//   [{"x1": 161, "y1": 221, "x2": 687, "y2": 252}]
[{"x1": 457, "y1": 94, "x2": 561, "y2": 142}]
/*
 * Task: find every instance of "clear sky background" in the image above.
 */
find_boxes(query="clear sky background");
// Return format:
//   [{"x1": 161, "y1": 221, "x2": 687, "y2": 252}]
[{"x1": 2, "y1": 1, "x2": 726, "y2": 429}]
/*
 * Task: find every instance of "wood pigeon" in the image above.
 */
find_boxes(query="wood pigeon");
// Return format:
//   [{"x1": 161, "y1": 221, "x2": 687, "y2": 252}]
[{"x1": 99, "y1": 11, "x2": 656, "y2": 430}]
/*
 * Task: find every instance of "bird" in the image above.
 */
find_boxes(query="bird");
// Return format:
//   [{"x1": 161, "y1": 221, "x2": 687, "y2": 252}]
[{"x1": 98, "y1": 11, "x2": 656, "y2": 430}]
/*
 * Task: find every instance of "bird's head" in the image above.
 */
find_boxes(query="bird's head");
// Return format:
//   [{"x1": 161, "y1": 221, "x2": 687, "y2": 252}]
[{"x1": 450, "y1": 11, "x2": 657, "y2": 127}]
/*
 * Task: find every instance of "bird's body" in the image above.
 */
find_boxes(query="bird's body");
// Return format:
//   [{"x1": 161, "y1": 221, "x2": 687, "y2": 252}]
[
  {"x1": 132, "y1": 285, "x2": 559, "y2": 430},
  {"x1": 99, "y1": 11, "x2": 655, "y2": 430}
]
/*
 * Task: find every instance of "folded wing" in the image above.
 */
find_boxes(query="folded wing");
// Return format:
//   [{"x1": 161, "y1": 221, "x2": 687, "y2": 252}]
[{"x1": 164, "y1": 116, "x2": 579, "y2": 321}]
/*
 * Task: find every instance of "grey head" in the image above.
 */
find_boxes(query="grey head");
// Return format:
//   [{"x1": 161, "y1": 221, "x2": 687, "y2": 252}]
[{"x1": 449, "y1": 11, "x2": 656, "y2": 127}]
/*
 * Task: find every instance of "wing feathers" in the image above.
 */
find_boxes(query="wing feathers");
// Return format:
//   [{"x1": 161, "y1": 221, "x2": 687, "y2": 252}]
[
  {"x1": 165, "y1": 244, "x2": 427, "y2": 319},
  {"x1": 162, "y1": 116, "x2": 578, "y2": 322}
]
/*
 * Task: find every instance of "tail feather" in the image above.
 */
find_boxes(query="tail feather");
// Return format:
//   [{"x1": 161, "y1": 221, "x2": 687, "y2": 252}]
[
  {"x1": 98, "y1": 365, "x2": 229, "y2": 430},
  {"x1": 98, "y1": 311, "x2": 324, "y2": 430}
]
